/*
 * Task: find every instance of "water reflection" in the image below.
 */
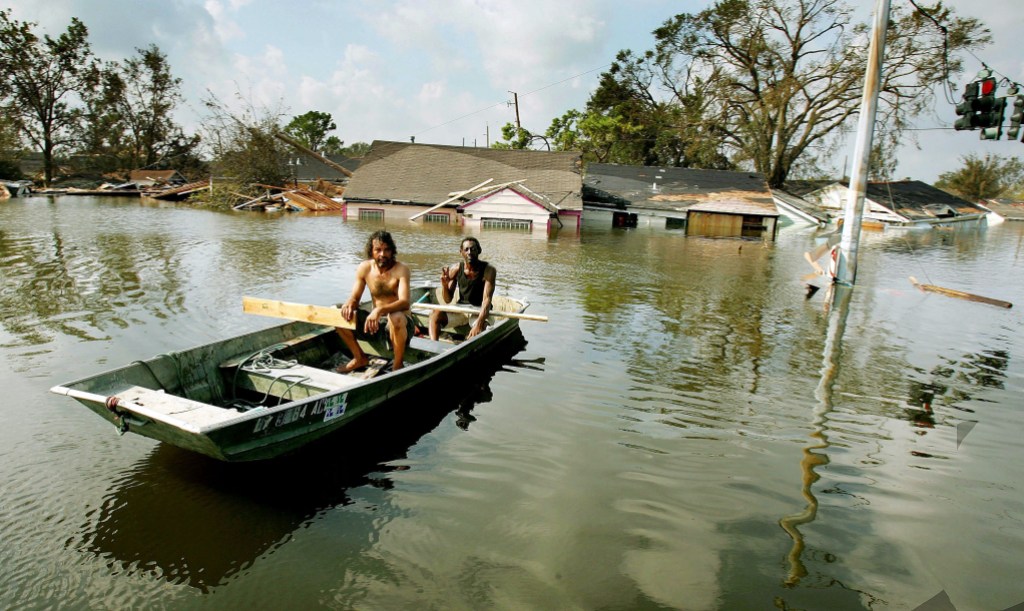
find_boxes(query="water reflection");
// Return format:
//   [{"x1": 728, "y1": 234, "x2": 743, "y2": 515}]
[
  {"x1": 76, "y1": 333, "x2": 527, "y2": 591},
  {"x1": 779, "y1": 284, "x2": 850, "y2": 587}
]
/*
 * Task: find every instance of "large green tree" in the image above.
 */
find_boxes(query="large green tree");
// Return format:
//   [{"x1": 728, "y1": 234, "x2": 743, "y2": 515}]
[
  {"x1": 284, "y1": 111, "x2": 336, "y2": 152},
  {"x1": 553, "y1": 0, "x2": 988, "y2": 186},
  {"x1": 0, "y1": 10, "x2": 97, "y2": 185},
  {"x1": 117, "y1": 45, "x2": 198, "y2": 170},
  {"x1": 935, "y1": 153, "x2": 1024, "y2": 201},
  {"x1": 80, "y1": 45, "x2": 199, "y2": 174}
]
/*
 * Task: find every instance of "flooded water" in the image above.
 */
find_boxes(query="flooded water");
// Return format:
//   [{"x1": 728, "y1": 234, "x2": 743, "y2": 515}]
[{"x1": 1, "y1": 195, "x2": 1022, "y2": 610}]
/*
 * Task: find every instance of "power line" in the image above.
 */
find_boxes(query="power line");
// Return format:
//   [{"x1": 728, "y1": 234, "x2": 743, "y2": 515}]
[{"x1": 413, "y1": 63, "x2": 611, "y2": 137}]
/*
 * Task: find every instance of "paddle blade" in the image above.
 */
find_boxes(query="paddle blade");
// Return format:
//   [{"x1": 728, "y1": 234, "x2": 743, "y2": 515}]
[{"x1": 242, "y1": 296, "x2": 355, "y2": 329}]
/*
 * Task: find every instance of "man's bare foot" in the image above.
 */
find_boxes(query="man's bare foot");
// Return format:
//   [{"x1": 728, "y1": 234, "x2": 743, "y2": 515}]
[{"x1": 336, "y1": 357, "x2": 368, "y2": 373}]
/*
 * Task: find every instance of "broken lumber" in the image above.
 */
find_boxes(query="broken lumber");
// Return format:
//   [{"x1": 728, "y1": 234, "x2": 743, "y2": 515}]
[{"x1": 909, "y1": 277, "x2": 1012, "y2": 309}]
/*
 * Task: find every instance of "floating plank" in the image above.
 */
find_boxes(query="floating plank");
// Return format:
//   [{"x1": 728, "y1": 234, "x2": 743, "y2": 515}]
[
  {"x1": 909, "y1": 277, "x2": 1012, "y2": 309},
  {"x1": 411, "y1": 302, "x2": 548, "y2": 322},
  {"x1": 409, "y1": 178, "x2": 493, "y2": 221},
  {"x1": 242, "y1": 297, "x2": 356, "y2": 328}
]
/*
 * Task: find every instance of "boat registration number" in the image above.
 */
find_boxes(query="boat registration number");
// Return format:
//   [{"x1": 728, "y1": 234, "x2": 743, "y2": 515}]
[{"x1": 252, "y1": 392, "x2": 349, "y2": 433}]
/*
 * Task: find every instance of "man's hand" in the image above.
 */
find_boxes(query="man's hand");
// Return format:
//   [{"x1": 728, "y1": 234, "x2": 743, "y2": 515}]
[
  {"x1": 364, "y1": 308, "x2": 382, "y2": 334},
  {"x1": 341, "y1": 301, "x2": 358, "y2": 321}
]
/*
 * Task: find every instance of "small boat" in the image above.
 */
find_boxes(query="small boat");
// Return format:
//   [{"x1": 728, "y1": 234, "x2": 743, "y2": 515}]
[{"x1": 50, "y1": 286, "x2": 532, "y2": 461}]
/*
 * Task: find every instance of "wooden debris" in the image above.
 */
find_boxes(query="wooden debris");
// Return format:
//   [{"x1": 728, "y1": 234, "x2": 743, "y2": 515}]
[
  {"x1": 284, "y1": 186, "x2": 344, "y2": 211},
  {"x1": 148, "y1": 179, "x2": 211, "y2": 201},
  {"x1": 909, "y1": 277, "x2": 1012, "y2": 309},
  {"x1": 230, "y1": 185, "x2": 343, "y2": 212}
]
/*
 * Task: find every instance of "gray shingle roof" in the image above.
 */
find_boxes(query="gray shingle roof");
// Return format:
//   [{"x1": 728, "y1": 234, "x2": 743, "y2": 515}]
[
  {"x1": 862, "y1": 181, "x2": 987, "y2": 218},
  {"x1": 343, "y1": 140, "x2": 583, "y2": 210},
  {"x1": 584, "y1": 163, "x2": 776, "y2": 215}
]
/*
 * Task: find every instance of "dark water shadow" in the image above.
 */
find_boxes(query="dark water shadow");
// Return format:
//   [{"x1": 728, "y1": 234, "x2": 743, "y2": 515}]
[{"x1": 76, "y1": 332, "x2": 530, "y2": 591}]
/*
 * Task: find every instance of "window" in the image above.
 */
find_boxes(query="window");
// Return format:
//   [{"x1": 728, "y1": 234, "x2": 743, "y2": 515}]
[
  {"x1": 424, "y1": 212, "x2": 450, "y2": 224},
  {"x1": 359, "y1": 208, "x2": 384, "y2": 221},
  {"x1": 482, "y1": 218, "x2": 532, "y2": 231}
]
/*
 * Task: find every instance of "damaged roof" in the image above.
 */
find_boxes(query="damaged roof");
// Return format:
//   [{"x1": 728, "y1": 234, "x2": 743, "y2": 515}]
[
  {"x1": 583, "y1": 163, "x2": 777, "y2": 215},
  {"x1": 343, "y1": 140, "x2": 583, "y2": 210},
  {"x1": 862, "y1": 180, "x2": 988, "y2": 220}
]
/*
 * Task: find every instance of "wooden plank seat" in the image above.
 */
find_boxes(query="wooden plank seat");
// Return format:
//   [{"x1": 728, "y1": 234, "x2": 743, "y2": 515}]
[
  {"x1": 408, "y1": 335, "x2": 456, "y2": 355},
  {"x1": 228, "y1": 362, "x2": 366, "y2": 401},
  {"x1": 113, "y1": 385, "x2": 235, "y2": 428}
]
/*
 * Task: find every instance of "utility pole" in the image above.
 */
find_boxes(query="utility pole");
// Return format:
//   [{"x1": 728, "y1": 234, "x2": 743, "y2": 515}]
[
  {"x1": 834, "y1": 0, "x2": 890, "y2": 286},
  {"x1": 508, "y1": 91, "x2": 521, "y2": 130}
]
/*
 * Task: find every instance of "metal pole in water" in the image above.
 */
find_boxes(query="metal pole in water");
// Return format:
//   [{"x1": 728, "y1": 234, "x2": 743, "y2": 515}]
[{"x1": 835, "y1": 0, "x2": 890, "y2": 286}]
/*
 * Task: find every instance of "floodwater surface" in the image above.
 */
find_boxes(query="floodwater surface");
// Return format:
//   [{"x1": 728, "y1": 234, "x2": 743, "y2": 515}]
[{"x1": 1, "y1": 196, "x2": 1022, "y2": 609}]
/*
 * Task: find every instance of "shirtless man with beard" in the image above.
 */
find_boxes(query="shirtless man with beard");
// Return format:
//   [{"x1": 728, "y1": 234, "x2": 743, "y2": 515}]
[{"x1": 336, "y1": 230, "x2": 413, "y2": 372}]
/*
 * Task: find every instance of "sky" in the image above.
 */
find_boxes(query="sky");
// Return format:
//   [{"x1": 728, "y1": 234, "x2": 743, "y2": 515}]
[{"x1": 4, "y1": 0, "x2": 1023, "y2": 183}]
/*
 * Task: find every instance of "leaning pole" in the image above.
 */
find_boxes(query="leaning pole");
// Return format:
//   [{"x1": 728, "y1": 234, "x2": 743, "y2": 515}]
[{"x1": 834, "y1": 0, "x2": 891, "y2": 286}]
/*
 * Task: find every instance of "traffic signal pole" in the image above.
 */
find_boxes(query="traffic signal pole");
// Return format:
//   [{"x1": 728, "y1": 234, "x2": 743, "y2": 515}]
[{"x1": 835, "y1": 0, "x2": 890, "y2": 286}]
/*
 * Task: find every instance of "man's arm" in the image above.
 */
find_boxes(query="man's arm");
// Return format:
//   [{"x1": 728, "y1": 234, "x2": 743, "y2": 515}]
[
  {"x1": 469, "y1": 264, "x2": 497, "y2": 337},
  {"x1": 340, "y1": 261, "x2": 369, "y2": 321}
]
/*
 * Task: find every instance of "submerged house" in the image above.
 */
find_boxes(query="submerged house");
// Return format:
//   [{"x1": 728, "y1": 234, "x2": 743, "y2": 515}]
[
  {"x1": 342, "y1": 140, "x2": 583, "y2": 233},
  {"x1": 583, "y1": 164, "x2": 780, "y2": 240},
  {"x1": 978, "y1": 198, "x2": 1024, "y2": 223},
  {"x1": 794, "y1": 180, "x2": 990, "y2": 228}
]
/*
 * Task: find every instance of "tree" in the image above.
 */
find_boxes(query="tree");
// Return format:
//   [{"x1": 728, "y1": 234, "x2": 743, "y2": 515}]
[
  {"x1": 0, "y1": 114, "x2": 23, "y2": 178},
  {"x1": 935, "y1": 153, "x2": 1024, "y2": 201},
  {"x1": 284, "y1": 111, "x2": 336, "y2": 152},
  {"x1": 321, "y1": 135, "x2": 345, "y2": 155},
  {"x1": 200, "y1": 93, "x2": 289, "y2": 188},
  {"x1": 492, "y1": 123, "x2": 532, "y2": 150},
  {"x1": 0, "y1": 10, "x2": 98, "y2": 185},
  {"x1": 567, "y1": 0, "x2": 988, "y2": 186},
  {"x1": 117, "y1": 45, "x2": 198, "y2": 170},
  {"x1": 340, "y1": 141, "x2": 371, "y2": 158}
]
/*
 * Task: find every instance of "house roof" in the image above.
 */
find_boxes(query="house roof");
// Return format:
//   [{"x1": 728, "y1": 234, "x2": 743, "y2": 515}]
[
  {"x1": 862, "y1": 181, "x2": 988, "y2": 221},
  {"x1": 981, "y1": 198, "x2": 1024, "y2": 221},
  {"x1": 284, "y1": 153, "x2": 360, "y2": 182},
  {"x1": 583, "y1": 163, "x2": 777, "y2": 216},
  {"x1": 342, "y1": 140, "x2": 583, "y2": 210},
  {"x1": 460, "y1": 183, "x2": 561, "y2": 214},
  {"x1": 785, "y1": 179, "x2": 989, "y2": 224}
]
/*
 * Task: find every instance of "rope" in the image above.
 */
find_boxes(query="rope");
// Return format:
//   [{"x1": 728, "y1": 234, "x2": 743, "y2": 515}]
[{"x1": 229, "y1": 344, "x2": 310, "y2": 407}]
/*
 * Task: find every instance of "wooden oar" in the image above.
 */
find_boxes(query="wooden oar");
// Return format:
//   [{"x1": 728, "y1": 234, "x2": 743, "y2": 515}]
[
  {"x1": 242, "y1": 297, "x2": 356, "y2": 328},
  {"x1": 411, "y1": 302, "x2": 548, "y2": 322},
  {"x1": 909, "y1": 277, "x2": 1012, "y2": 309},
  {"x1": 243, "y1": 297, "x2": 548, "y2": 326}
]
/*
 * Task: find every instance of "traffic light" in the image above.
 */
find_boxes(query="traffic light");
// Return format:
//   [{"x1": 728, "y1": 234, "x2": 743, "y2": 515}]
[
  {"x1": 1007, "y1": 88, "x2": 1023, "y2": 140},
  {"x1": 978, "y1": 77, "x2": 1005, "y2": 139},
  {"x1": 954, "y1": 80, "x2": 981, "y2": 130}
]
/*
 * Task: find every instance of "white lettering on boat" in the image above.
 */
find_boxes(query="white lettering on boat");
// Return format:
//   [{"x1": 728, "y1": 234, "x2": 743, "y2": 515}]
[
  {"x1": 251, "y1": 395, "x2": 347, "y2": 433},
  {"x1": 274, "y1": 404, "x2": 307, "y2": 427},
  {"x1": 253, "y1": 415, "x2": 273, "y2": 433}
]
